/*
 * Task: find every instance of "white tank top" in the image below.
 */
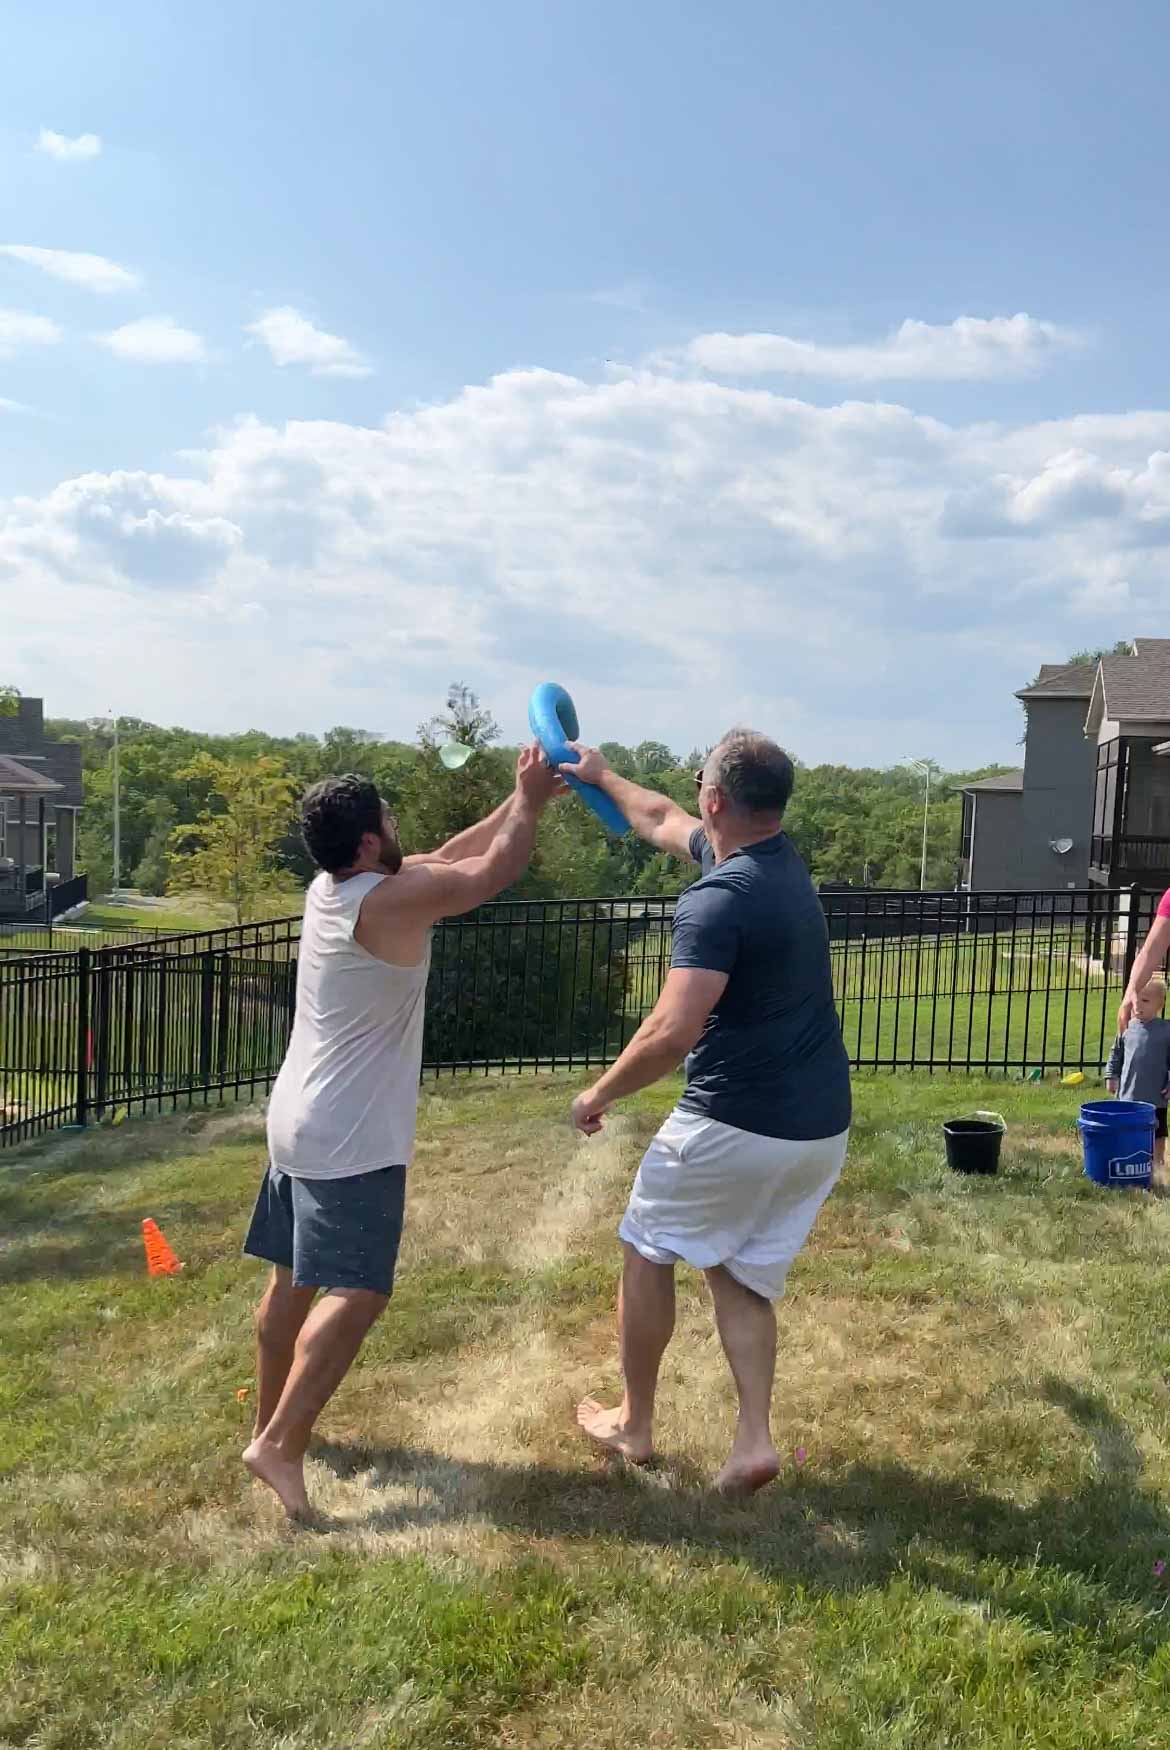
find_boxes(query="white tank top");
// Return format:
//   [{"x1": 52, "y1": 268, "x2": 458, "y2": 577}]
[{"x1": 266, "y1": 871, "x2": 431, "y2": 1179}]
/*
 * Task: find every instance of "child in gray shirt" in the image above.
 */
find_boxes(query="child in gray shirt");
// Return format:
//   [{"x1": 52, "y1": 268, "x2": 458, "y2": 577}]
[{"x1": 1106, "y1": 977, "x2": 1170, "y2": 1167}]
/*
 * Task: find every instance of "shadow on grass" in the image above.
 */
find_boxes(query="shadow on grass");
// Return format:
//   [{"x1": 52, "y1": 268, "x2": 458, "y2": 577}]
[{"x1": 313, "y1": 1377, "x2": 1170, "y2": 1637}]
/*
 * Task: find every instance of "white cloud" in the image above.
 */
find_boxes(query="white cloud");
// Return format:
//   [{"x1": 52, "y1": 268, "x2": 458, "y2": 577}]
[
  {"x1": 36, "y1": 129, "x2": 102, "y2": 161},
  {"x1": 0, "y1": 244, "x2": 139, "y2": 294},
  {"x1": 0, "y1": 309, "x2": 62, "y2": 356},
  {"x1": 99, "y1": 317, "x2": 206, "y2": 364},
  {"x1": 246, "y1": 306, "x2": 372, "y2": 378},
  {"x1": 680, "y1": 314, "x2": 1080, "y2": 381},
  {"x1": 3, "y1": 353, "x2": 1170, "y2": 766}
]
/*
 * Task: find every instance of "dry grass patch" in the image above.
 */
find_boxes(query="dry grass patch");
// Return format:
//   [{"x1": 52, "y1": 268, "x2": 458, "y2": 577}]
[{"x1": 4, "y1": 1072, "x2": 1170, "y2": 1748}]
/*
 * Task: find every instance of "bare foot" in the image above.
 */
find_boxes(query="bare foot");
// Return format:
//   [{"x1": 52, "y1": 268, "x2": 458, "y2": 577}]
[
  {"x1": 243, "y1": 1437, "x2": 311, "y2": 1519},
  {"x1": 713, "y1": 1448, "x2": 780, "y2": 1498},
  {"x1": 575, "y1": 1398, "x2": 653, "y2": 1465}
]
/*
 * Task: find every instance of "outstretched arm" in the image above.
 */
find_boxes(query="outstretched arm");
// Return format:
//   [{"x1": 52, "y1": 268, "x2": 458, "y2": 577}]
[
  {"x1": 1119, "y1": 913, "x2": 1170, "y2": 1031},
  {"x1": 402, "y1": 796, "x2": 513, "y2": 868},
  {"x1": 356, "y1": 746, "x2": 561, "y2": 964},
  {"x1": 561, "y1": 743, "x2": 699, "y2": 859},
  {"x1": 570, "y1": 968, "x2": 728, "y2": 1134}
]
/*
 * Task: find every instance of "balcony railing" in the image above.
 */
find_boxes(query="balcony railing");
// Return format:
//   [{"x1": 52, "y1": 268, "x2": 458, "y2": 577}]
[
  {"x1": 1091, "y1": 833, "x2": 1170, "y2": 874},
  {"x1": 0, "y1": 862, "x2": 43, "y2": 893}
]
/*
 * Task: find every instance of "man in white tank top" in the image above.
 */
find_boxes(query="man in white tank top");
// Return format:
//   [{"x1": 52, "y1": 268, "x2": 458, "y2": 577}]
[{"x1": 242, "y1": 744, "x2": 562, "y2": 1518}]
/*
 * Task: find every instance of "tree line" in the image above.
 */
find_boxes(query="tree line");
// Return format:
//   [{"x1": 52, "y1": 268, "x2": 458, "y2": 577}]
[{"x1": 34, "y1": 683, "x2": 1010, "y2": 914}]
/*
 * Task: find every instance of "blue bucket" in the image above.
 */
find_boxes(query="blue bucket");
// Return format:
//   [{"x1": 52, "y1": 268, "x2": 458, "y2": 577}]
[{"x1": 1077, "y1": 1100, "x2": 1155, "y2": 1189}]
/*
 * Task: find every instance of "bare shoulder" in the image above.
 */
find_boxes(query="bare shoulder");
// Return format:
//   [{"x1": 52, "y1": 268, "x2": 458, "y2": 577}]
[
  {"x1": 354, "y1": 869, "x2": 433, "y2": 963},
  {"x1": 361, "y1": 859, "x2": 489, "y2": 926},
  {"x1": 358, "y1": 864, "x2": 439, "y2": 917}
]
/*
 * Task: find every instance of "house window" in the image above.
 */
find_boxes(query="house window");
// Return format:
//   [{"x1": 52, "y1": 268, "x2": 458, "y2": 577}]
[
  {"x1": 960, "y1": 793, "x2": 974, "y2": 862},
  {"x1": 1092, "y1": 738, "x2": 1126, "y2": 862}
]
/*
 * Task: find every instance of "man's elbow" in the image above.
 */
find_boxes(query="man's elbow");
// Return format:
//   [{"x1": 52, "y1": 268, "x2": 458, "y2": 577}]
[{"x1": 649, "y1": 1015, "x2": 704, "y2": 1058}]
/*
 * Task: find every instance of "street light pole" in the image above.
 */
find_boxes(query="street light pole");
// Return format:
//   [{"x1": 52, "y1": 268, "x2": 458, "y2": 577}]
[
  {"x1": 907, "y1": 758, "x2": 933, "y2": 892},
  {"x1": 111, "y1": 714, "x2": 121, "y2": 897}
]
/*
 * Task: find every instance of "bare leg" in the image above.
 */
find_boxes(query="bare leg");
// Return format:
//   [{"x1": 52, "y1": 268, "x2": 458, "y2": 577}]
[
  {"x1": 243, "y1": 1286, "x2": 387, "y2": 1517},
  {"x1": 705, "y1": 1265, "x2": 780, "y2": 1496},
  {"x1": 253, "y1": 1267, "x2": 316, "y2": 1438},
  {"x1": 577, "y1": 1243, "x2": 674, "y2": 1464},
  {"x1": 1156, "y1": 1134, "x2": 1166, "y2": 1173}
]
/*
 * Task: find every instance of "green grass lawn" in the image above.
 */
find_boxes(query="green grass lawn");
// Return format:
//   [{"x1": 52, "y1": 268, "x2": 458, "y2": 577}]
[
  {"x1": 0, "y1": 897, "x2": 236, "y2": 954},
  {"x1": 3, "y1": 1073, "x2": 1170, "y2": 1747}
]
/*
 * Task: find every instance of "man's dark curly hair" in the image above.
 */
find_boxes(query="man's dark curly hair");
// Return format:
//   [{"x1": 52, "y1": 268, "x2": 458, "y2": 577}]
[{"x1": 301, "y1": 774, "x2": 384, "y2": 873}]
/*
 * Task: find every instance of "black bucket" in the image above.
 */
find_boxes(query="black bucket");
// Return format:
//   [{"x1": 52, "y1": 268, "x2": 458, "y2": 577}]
[{"x1": 943, "y1": 1114, "x2": 1004, "y2": 1176}]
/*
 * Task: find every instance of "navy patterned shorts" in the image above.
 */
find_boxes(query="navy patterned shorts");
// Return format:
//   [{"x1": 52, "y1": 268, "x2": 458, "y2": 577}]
[{"x1": 243, "y1": 1162, "x2": 406, "y2": 1296}]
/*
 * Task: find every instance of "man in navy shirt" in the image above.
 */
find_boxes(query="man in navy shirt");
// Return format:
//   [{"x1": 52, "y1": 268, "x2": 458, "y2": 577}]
[{"x1": 565, "y1": 731, "x2": 851, "y2": 1495}]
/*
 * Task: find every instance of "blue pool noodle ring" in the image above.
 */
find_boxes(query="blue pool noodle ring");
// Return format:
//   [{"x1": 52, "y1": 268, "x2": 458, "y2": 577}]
[{"x1": 528, "y1": 682, "x2": 629, "y2": 836}]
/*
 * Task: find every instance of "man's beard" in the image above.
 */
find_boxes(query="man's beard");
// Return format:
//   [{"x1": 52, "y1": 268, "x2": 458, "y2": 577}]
[{"x1": 378, "y1": 834, "x2": 404, "y2": 875}]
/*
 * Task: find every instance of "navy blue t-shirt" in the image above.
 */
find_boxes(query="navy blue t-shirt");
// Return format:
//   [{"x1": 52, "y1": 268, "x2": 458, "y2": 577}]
[{"x1": 670, "y1": 827, "x2": 851, "y2": 1140}]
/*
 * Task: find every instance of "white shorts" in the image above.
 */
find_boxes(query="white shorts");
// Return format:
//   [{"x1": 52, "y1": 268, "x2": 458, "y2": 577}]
[{"x1": 619, "y1": 1107, "x2": 849, "y2": 1302}]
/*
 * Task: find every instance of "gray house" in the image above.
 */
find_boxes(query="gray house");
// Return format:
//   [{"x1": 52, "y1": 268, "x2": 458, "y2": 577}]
[
  {"x1": 958, "y1": 641, "x2": 1170, "y2": 893},
  {"x1": 0, "y1": 697, "x2": 85, "y2": 918},
  {"x1": 1085, "y1": 639, "x2": 1170, "y2": 892},
  {"x1": 957, "y1": 659, "x2": 1097, "y2": 891}
]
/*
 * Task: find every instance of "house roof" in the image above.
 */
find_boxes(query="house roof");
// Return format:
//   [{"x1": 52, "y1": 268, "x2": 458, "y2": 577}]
[
  {"x1": 955, "y1": 769, "x2": 1024, "y2": 795},
  {"x1": 1015, "y1": 661, "x2": 1098, "y2": 701},
  {"x1": 0, "y1": 754, "x2": 63, "y2": 795},
  {"x1": 1096, "y1": 639, "x2": 1170, "y2": 721}
]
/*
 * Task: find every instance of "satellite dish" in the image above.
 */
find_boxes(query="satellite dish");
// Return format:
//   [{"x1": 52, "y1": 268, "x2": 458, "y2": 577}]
[{"x1": 1050, "y1": 837, "x2": 1074, "y2": 855}]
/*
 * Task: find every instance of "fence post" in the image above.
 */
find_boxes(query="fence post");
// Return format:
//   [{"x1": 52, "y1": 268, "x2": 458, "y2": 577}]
[
  {"x1": 74, "y1": 947, "x2": 91, "y2": 1129},
  {"x1": 1122, "y1": 884, "x2": 1144, "y2": 990},
  {"x1": 92, "y1": 954, "x2": 111, "y2": 1118},
  {"x1": 198, "y1": 952, "x2": 215, "y2": 1090},
  {"x1": 216, "y1": 952, "x2": 231, "y2": 1085}
]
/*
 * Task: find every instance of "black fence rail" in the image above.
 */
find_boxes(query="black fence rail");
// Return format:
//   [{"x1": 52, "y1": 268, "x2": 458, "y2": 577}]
[
  {"x1": 0, "y1": 887, "x2": 1161, "y2": 1150},
  {"x1": 0, "y1": 921, "x2": 162, "y2": 958},
  {"x1": 821, "y1": 885, "x2": 1157, "y2": 1070},
  {"x1": 0, "y1": 912, "x2": 309, "y2": 962},
  {"x1": 49, "y1": 874, "x2": 89, "y2": 918}
]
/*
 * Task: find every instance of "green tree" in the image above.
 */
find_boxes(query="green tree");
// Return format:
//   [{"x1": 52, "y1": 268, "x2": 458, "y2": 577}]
[
  {"x1": 633, "y1": 740, "x2": 675, "y2": 776},
  {"x1": 0, "y1": 685, "x2": 19, "y2": 718},
  {"x1": 168, "y1": 753, "x2": 300, "y2": 923},
  {"x1": 423, "y1": 682, "x2": 500, "y2": 751},
  {"x1": 395, "y1": 685, "x2": 513, "y2": 866},
  {"x1": 599, "y1": 741, "x2": 637, "y2": 778},
  {"x1": 132, "y1": 797, "x2": 178, "y2": 895},
  {"x1": 1065, "y1": 639, "x2": 1132, "y2": 667}
]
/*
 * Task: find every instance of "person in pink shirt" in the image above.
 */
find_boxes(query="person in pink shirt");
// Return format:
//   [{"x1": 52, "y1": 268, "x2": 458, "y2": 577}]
[{"x1": 1118, "y1": 889, "x2": 1170, "y2": 1032}]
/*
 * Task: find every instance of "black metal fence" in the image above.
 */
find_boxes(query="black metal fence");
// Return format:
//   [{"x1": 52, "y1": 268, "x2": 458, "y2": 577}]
[{"x1": 0, "y1": 886, "x2": 1162, "y2": 1150}]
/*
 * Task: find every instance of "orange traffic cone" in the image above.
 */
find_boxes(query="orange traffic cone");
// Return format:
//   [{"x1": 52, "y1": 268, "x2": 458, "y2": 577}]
[{"x1": 142, "y1": 1218, "x2": 183, "y2": 1276}]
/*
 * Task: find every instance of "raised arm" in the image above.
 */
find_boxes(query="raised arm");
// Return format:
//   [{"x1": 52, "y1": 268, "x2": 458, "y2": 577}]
[
  {"x1": 561, "y1": 743, "x2": 699, "y2": 859},
  {"x1": 403, "y1": 793, "x2": 542, "y2": 919},
  {"x1": 402, "y1": 795, "x2": 513, "y2": 868},
  {"x1": 363, "y1": 746, "x2": 560, "y2": 957},
  {"x1": 1119, "y1": 912, "x2": 1170, "y2": 1031}
]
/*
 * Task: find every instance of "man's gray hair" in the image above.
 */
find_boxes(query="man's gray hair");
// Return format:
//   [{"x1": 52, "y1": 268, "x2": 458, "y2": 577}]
[{"x1": 707, "y1": 729, "x2": 795, "y2": 816}]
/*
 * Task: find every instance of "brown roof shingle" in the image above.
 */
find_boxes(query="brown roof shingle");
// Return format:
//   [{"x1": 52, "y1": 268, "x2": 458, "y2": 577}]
[
  {"x1": 0, "y1": 755, "x2": 63, "y2": 795},
  {"x1": 1099, "y1": 644, "x2": 1170, "y2": 720},
  {"x1": 956, "y1": 769, "x2": 1024, "y2": 794},
  {"x1": 1016, "y1": 661, "x2": 1098, "y2": 700}
]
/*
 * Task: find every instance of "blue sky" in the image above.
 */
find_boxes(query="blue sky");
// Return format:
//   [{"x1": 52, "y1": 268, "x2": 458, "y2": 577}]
[{"x1": 4, "y1": 0, "x2": 1170, "y2": 767}]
